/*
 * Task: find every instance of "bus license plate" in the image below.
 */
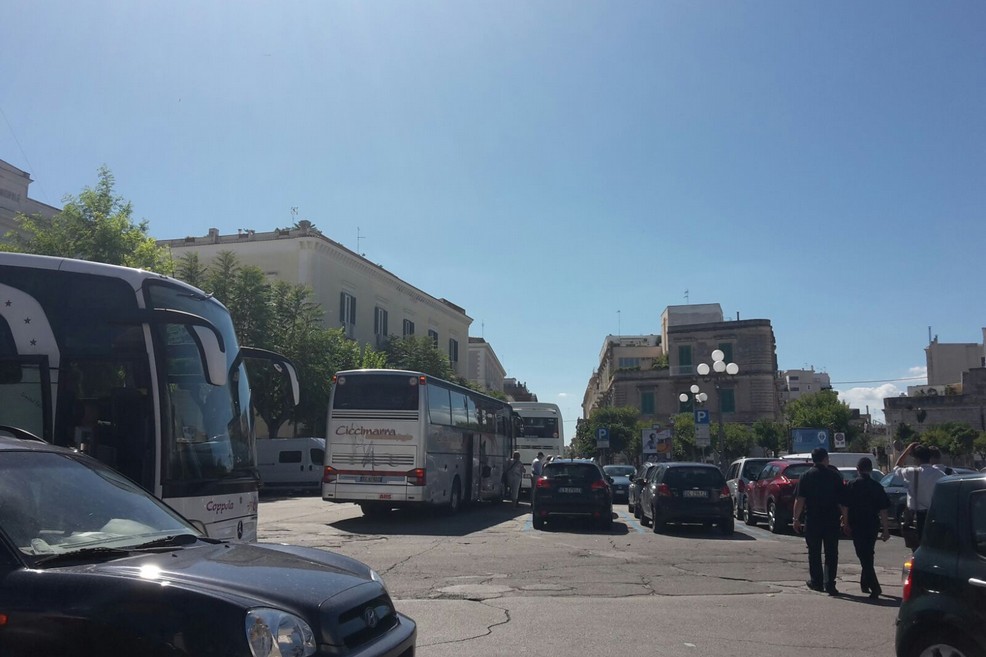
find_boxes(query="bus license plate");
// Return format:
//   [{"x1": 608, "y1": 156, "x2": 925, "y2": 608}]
[
  {"x1": 559, "y1": 487, "x2": 581, "y2": 494},
  {"x1": 683, "y1": 490, "x2": 708, "y2": 498},
  {"x1": 359, "y1": 476, "x2": 383, "y2": 483}
]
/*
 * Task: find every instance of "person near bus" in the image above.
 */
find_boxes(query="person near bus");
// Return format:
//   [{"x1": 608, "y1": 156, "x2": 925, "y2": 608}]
[{"x1": 505, "y1": 451, "x2": 526, "y2": 507}]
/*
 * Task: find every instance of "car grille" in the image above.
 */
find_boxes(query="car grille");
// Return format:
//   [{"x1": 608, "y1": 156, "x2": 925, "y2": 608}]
[{"x1": 339, "y1": 593, "x2": 399, "y2": 649}]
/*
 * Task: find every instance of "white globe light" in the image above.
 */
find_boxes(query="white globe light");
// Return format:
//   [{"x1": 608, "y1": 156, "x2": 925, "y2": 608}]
[
  {"x1": 726, "y1": 362, "x2": 739, "y2": 375},
  {"x1": 679, "y1": 393, "x2": 689, "y2": 403},
  {"x1": 696, "y1": 363, "x2": 711, "y2": 376},
  {"x1": 690, "y1": 384, "x2": 700, "y2": 394},
  {"x1": 713, "y1": 360, "x2": 726, "y2": 373},
  {"x1": 711, "y1": 349, "x2": 725, "y2": 362},
  {"x1": 698, "y1": 392, "x2": 708, "y2": 403}
]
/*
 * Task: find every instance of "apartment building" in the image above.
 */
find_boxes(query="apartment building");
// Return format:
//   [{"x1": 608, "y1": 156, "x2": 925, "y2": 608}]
[
  {"x1": 584, "y1": 305, "x2": 783, "y2": 425},
  {"x1": 0, "y1": 158, "x2": 59, "y2": 234},
  {"x1": 159, "y1": 222, "x2": 473, "y2": 379},
  {"x1": 468, "y1": 337, "x2": 506, "y2": 394},
  {"x1": 780, "y1": 368, "x2": 832, "y2": 403}
]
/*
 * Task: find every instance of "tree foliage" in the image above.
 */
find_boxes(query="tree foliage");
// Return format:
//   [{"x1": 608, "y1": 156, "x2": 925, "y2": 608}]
[
  {"x1": 752, "y1": 419, "x2": 787, "y2": 457},
  {"x1": 1, "y1": 166, "x2": 168, "y2": 270},
  {"x1": 571, "y1": 406, "x2": 642, "y2": 462},
  {"x1": 783, "y1": 390, "x2": 859, "y2": 445},
  {"x1": 381, "y1": 336, "x2": 456, "y2": 381},
  {"x1": 919, "y1": 422, "x2": 978, "y2": 458}
]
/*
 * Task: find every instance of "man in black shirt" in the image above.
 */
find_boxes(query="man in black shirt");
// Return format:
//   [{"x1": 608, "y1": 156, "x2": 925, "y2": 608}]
[
  {"x1": 792, "y1": 448, "x2": 848, "y2": 595},
  {"x1": 844, "y1": 457, "x2": 891, "y2": 599}
]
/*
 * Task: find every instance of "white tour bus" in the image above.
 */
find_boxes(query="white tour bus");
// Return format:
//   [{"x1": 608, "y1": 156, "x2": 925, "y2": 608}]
[
  {"x1": 511, "y1": 401, "x2": 565, "y2": 490},
  {"x1": 322, "y1": 369, "x2": 515, "y2": 516},
  {"x1": 0, "y1": 253, "x2": 298, "y2": 541}
]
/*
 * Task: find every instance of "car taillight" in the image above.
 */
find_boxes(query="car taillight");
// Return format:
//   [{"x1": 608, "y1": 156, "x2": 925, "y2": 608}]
[
  {"x1": 590, "y1": 479, "x2": 609, "y2": 491},
  {"x1": 406, "y1": 468, "x2": 426, "y2": 486},
  {"x1": 322, "y1": 466, "x2": 337, "y2": 484},
  {"x1": 535, "y1": 476, "x2": 551, "y2": 489},
  {"x1": 720, "y1": 485, "x2": 730, "y2": 497},
  {"x1": 657, "y1": 483, "x2": 672, "y2": 497},
  {"x1": 901, "y1": 558, "x2": 913, "y2": 601},
  {"x1": 778, "y1": 476, "x2": 792, "y2": 486}
]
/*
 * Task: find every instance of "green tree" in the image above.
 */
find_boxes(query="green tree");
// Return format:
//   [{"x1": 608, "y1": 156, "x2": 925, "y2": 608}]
[
  {"x1": 721, "y1": 423, "x2": 755, "y2": 462},
  {"x1": 783, "y1": 390, "x2": 858, "y2": 444},
  {"x1": 381, "y1": 336, "x2": 456, "y2": 381},
  {"x1": 572, "y1": 406, "x2": 641, "y2": 461},
  {"x1": 1, "y1": 166, "x2": 167, "y2": 270},
  {"x1": 174, "y1": 252, "x2": 209, "y2": 289},
  {"x1": 973, "y1": 432, "x2": 986, "y2": 464},
  {"x1": 753, "y1": 419, "x2": 786, "y2": 457},
  {"x1": 672, "y1": 413, "x2": 697, "y2": 461}
]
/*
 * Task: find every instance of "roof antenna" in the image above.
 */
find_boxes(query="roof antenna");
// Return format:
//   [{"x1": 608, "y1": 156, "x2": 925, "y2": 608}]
[{"x1": 357, "y1": 227, "x2": 367, "y2": 257}]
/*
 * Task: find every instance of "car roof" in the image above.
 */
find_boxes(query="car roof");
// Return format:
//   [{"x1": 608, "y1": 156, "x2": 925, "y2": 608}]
[
  {"x1": 661, "y1": 461, "x2": 721, "y2": 468},
  {"x1": 0, "y1": 434, "x2": 64, "y2": 453}
]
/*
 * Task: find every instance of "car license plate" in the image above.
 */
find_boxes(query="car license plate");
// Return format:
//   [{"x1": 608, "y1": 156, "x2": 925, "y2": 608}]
[
  {"x1": 359, "y1": 475, "x2": 383, "y2": 483},
  {"x1": 683, "y1": 490, "x2": 708, "y2": 498},
  {"x1": 559, "y1": 487, "x2": 581, "y2": 494}
]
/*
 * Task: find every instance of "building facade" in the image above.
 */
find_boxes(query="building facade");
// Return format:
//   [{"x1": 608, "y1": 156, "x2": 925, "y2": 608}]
[
  {"x1": 779, "y1": 368, "x2": 832, "y2": 403},
  {"x1": 467, "y1": 337, "x2": 506, "y2": 394},
  {"x1": 160, "y1": 222, "x2": 473, "y2": 379},
  {"x1": 0, "y1": 159, "x2": 59, "y2": 234},
  {"x1": 584, "y1": 306, "x2": 783, "y2": 427}
]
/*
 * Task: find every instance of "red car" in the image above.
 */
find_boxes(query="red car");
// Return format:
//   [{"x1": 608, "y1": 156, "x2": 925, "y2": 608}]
[{"x1": 744, "y1": 459, "x2": 812, "y2": 533}]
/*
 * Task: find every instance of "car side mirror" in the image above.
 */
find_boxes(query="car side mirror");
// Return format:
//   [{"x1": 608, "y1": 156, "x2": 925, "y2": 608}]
[{"x1": 606, "y1": 476, "x2": 614, "y2": 484}]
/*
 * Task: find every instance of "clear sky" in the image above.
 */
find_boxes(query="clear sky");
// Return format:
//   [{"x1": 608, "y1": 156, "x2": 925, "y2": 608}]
[{"x1": 3, "y1": 2, "x2": 984, "y2": 434}]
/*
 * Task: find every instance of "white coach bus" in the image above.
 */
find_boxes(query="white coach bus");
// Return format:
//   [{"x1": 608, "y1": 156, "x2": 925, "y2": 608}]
[
  {"x1": 322, "y1": 369, "x2": 515, "y2": 516},
  {"x1": 0, "y1": 253, "x2": 298, "y2": 541},
  {"x1": 511, "y1": 402, "x2": 564, "y2": 490}
]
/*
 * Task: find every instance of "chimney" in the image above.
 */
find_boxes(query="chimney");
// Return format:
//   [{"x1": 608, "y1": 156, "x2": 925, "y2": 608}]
[{"x1": 208, "y1": 227, "x2": 219, "y2": 243}]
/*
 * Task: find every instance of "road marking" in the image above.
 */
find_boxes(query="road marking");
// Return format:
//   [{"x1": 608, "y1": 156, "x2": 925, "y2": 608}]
[{"x1": 616, "y1": 509, "x2": 647, "y2": 533}]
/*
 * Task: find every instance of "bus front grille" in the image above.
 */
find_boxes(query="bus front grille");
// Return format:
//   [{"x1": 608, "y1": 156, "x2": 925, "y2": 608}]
[{"x1": 331, "y1": 453, "x2": 416, "y2": 467}]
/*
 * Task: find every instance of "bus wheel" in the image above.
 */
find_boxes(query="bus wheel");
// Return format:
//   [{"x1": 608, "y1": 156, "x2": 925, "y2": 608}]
[{"x1": 447, "y1": 477, "x2": 462, "y2": 514}]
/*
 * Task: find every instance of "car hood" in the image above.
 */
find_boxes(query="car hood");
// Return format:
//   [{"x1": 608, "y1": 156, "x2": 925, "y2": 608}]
[{"x1": 70, "y1": 541, "x2": 377, "y2": 610}]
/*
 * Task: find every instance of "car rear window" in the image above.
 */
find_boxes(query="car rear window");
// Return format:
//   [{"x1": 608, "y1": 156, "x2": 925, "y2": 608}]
[
  {"x1": 544, "y1": 463, "x2": 601, "y2": 482},
  {"x1": 663, "y1": 467, "x2": 724, "y2": 488},
  {"x1": 783, "y1": 464, "x2": 812, "y2": 479},
  {"x1": 742, "y1": 460, "x2": 770, "y2": 479}
]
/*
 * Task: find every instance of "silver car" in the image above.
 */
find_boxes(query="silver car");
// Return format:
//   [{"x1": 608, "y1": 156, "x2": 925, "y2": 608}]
[{"x1": 725, "y1": 457, "x2": 773, "y2": 521}]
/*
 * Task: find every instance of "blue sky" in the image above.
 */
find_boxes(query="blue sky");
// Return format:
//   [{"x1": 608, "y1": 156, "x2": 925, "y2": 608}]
[{"x1": 3, "y1": 2, "x2": 984, "y2": 432}]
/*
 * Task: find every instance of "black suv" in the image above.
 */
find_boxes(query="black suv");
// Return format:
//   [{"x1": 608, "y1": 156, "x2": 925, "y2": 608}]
[
  {"x1": 638, "y1": 462, "x2": 734, "y2": 535},
  {"x1": 532, "y1": 458, "x2": 613, "y2": 530},
  {"x1": 0, "y1": 434, "x2": 416, "y2": 657},
  {"x1": 895, "y1": 472, "x2": 986, "y2": 657},
  {"x1": 629, "y1": 461, "x2": 658, "y2": 517}
]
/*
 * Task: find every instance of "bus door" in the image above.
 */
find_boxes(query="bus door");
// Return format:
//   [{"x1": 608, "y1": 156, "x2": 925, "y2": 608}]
[{"x1": 0, "y1": 356, "x2": 52, "y2": 441}]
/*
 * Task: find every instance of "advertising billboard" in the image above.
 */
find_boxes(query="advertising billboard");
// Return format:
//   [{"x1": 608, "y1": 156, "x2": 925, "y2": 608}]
[
  {"x1": 642, "y1": 427, "x2": 673, "y2": 462},
  {"x1": 790, "y1": 427, "x2": 830, "y2": 454}
]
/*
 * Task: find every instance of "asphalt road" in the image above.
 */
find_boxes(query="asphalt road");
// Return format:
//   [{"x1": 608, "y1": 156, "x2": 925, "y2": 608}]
[{"x1": 258, "y1": 496, "x2": 908, "y2": 657}]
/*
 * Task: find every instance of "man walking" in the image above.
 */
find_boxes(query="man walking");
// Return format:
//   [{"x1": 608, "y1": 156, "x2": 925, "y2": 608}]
[
  {"x1": 844, "y1": 457, "x2": 891, "y2": 599},
  {"x1": 792, "y1": 448, "x2": 848, "y2": 595},
  {"x1": 894, "y1": 442, "x2": 946, "y2": 545}
]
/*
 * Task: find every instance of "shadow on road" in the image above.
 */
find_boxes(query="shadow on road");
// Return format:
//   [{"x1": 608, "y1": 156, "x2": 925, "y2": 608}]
[
  {"x1": 653, "y1": 523, "x2": 757, "y2": 541},
  {"x1": 330, "y1": 500, "x2": 532, "y2": 536},
  {"x1": 532, "y1": 516, "x2": 632, "y2": 535}
]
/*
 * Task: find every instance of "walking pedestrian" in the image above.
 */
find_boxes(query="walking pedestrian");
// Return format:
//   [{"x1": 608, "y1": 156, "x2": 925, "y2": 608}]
[
  {"x1": 843, "y1": 457, "x2": 891, "y2": 599},
  {"x1": 505, "y1": 451, "x2": 526, "y2": 507},
  {"x1": 893, "y1": 442, "x2": 946, "y2": 547},
  {"x1": 792, "y1": 448, "x2": 848, "y2": 595}
]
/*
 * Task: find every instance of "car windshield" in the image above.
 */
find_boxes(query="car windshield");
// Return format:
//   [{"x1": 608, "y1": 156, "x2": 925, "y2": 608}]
[
  {"x1": 603, "y1": 465, "x2": 635, "y2": 477},
  {"x1": 0, "y1": 450, "x2": 199, "y2": 564}
]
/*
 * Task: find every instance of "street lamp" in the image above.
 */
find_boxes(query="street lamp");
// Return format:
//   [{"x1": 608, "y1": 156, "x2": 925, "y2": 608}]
[
  {"x1": 679, "y1": 385, "x2": 710, "y2": 461},
  {"x1": 696, "y1": 349, "x2": 739, "y2": 468}
]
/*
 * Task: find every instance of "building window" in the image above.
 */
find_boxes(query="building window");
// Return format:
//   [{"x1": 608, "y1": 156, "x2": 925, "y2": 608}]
[
  {"x1": 374, "y1": 307, "x2": 388, "y2": 337},
  {"x1": 718, "y1": 343, "x2": 734, "y2": 363},
  {"x1": 790, "y1": 386, "x2": 800, "y2": 392},
  {"x1": 720, "y1": 389, "x2": 736, "y2": 413},
  {"x1": 678, "y1": 345, "x2": 693, "y2": 374},
  {"x1": 640, "y1": 391, "x2": 655, "y2": 415},
  {"x1": 790, "y1": 375, "x2": 800, "y2": 381},
  {"x1": 403, "y1": 319, "x2": 415, "y2": 337},
  {"x1": 448, "y1": 338, "x2": 459, "y2": 364},
  {"x1": 428, "y1": 329, "x2": 439, "y2": 348},
  {"x1": 619, "y1": 357, "x2": 641, "y2": 369},
  {"x1": 339, "y1": 292, "x2": 357, "y2": 332}
]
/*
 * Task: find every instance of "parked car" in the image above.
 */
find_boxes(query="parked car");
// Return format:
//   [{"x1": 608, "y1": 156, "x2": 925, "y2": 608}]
[
  {"x1": 638, "y1": 462, "x2": 733, "y2": 535},
  {"x1": 602, "y1": 464, "x2": 635, "y2": 505},
  {"x1": 836, "y1": 466, "x2": 884, "y2": 484},
  {"x1": 725, "y1": 457, "x2": 773, "y2": 521},
  {"x1": 745, "y1": 459, "x2": 813, "y2": 534},
  {"x1": 895, "y1": 472, "x2": 986, "y2": 657},
  {"x1": 629, "y1": 462, "x2": 658, "y2": 517},
  {"x1": 880, "y1": 471, "x2": 909, "y2": 530},
  {"x1": 532, "y1": 458, "x2": 613, "y2": 530},
  {"x1": 0, "y1": 434, "x2": 417, "y2": 657},
  {"x1": 257, "y1": 436, "x2": 326, "y2": 494}
]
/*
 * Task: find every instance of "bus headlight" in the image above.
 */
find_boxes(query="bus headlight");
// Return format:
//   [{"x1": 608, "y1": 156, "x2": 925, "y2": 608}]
[{"x1": 245, "y1": 608, "x2": 316, "y2": 657}]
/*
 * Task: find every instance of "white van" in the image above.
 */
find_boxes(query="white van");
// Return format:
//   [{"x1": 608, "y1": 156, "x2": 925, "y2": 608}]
[
  {"x1": 256, "y1": 437, "x2": 326, "y2": 494},
  {"x1": 783, "y1": 452, "x2": 874, "y2": 468}
]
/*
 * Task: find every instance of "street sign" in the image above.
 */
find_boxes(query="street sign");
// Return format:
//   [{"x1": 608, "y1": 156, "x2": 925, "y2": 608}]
[
  {"x1": 694, "y1": 410, "x2": 711, "y2": 448},
  {"x1": 596, "y1": 427, "x2": 610, "y2": 449},
  {"x1": 834, "y1": 432, "x2": 846, "y2": 448}
]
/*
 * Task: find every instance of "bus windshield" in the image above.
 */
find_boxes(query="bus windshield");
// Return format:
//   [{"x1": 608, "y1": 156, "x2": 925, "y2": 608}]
[
  {"x1": 520, "y1": 417, "x2": 558, "y2": 438},
  {"x1": 332, "y1": 373, "x2": 420, "y2": 411}
]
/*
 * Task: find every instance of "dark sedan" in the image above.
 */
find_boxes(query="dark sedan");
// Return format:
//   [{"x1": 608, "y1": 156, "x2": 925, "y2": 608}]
[
  {"x1": 0, "y1": 435, "x2": 416, "y2": 657},
  {"x1": 603, "y1": 464, "x2": 636, "y2": 505},
  {"x1": 638, "y1": 462, "x2": 734, "y2": 535}
]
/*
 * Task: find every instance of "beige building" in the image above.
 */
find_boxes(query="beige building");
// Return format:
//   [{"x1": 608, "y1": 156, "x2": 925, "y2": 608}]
[
  {"x1": 467, "y1": 337, "x2": 506, "y2": 394},
  {"x1": 0, "y1": 159, "x2": 59, "y2": 234},
  {"x1": 926, "y1": 330, "x2": 986, "y2": 386},
  {"x1": 584, "y1": 305, "x2": 783, "y2": 426},
  {"x1": 160, "y1": 222, "x2": 473, "y2": 379}
]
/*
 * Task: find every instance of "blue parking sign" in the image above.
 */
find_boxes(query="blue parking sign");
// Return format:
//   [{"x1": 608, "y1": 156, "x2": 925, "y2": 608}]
[
  {"x1": 694, "y1": 409, "x2": 710, "y2": 425},
  {"x1": 596, "y1": 427, "x2": 610, "y2": 449}
]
